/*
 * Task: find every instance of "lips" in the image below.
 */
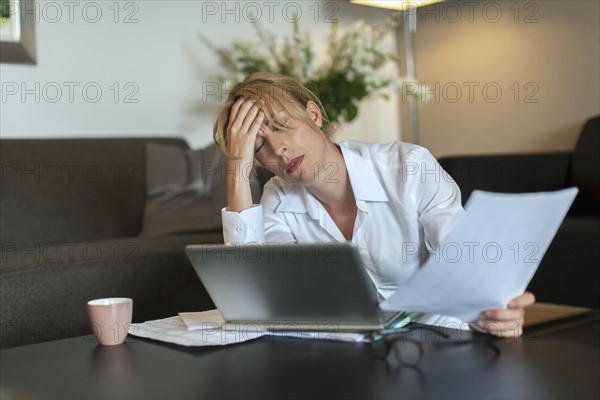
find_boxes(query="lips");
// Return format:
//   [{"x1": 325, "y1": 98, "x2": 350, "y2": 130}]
[{"x1": 285, "y1": 155, "x2": 304, "y2": 174}]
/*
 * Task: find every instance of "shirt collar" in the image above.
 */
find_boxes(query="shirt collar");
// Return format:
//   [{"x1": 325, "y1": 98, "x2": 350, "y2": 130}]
[
  {"x1": 274, "y1": 142, "x2": 389, "y2": 218},
  {"x1": 276, "y1": 184, "x2": 321, "y2": 219},
  {"x1": 339, "y1": 142, "x2": 389, "y2": 203}
]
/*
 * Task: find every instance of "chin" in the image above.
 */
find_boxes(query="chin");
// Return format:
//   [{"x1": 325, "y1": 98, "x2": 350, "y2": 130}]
[{"x1": 282, "y1": 168, "x2": 311, "y2": 185}]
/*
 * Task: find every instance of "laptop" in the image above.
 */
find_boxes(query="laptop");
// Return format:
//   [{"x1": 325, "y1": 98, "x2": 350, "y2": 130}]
[{"x1": 184, "y1": 243, "x2": 403, "y2": 332}]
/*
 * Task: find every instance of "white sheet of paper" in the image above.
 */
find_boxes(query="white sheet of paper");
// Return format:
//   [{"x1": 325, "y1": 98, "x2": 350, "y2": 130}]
[
  {"x1": 380, "y1": 188, "x2": 578, "y2": 322},
  {"x1": 129, "y1": 313, "x2": 367, "y2": 345},
  {"x1": 128, "y1": 316, "x2": 266, "y2": 346}
]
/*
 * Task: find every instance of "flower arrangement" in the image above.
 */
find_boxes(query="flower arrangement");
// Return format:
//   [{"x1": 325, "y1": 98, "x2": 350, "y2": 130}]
[{"x1": 201, "y1": 12, "x2": 420, "y2": 126}]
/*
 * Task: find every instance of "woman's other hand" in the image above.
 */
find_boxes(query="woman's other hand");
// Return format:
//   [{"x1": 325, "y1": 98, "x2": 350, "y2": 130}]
[{"x1": 477, "y1": 292, "x2": 536, "y2": 338}]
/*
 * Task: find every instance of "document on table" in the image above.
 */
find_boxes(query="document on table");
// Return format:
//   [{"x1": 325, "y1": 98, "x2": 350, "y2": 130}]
[
  {"x1": 380, "y1": 188, "x2": 579, "y2": 322},
  {"x1": 128, "y1": 310, "x2": 368, "y2": 347},
  {"x1": 128, "y1": 314, "x2": 267, "y2": 347}
]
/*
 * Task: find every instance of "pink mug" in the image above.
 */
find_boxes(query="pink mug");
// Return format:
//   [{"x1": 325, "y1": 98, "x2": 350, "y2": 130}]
[{"x1": 87, "y1": 298, "x2": 133, "y2": 346}]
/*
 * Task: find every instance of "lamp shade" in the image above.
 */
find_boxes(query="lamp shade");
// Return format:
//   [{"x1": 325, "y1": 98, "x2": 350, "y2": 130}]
[{"x1": 349, "y1": 0, "x2": 445, "y2": 10}]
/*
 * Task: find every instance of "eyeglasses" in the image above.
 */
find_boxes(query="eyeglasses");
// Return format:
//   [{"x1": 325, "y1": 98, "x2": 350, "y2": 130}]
[{"x1": 369, "y1": 324, "x2": 501, "y2": 370}]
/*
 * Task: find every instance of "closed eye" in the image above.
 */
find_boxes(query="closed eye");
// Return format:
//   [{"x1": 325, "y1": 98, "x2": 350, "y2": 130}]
[{"x1": 255, "y1": 139, "x2": 265, "y2": 154}]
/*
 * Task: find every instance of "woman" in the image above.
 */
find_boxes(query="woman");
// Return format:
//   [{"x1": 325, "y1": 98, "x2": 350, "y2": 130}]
[{"x1": 214, "y1": 72, "x2": 535, "y2": 337}]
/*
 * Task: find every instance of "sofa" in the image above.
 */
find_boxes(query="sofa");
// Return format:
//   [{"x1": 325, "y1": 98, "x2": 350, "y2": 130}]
[
  {"x1": 2, "y1": 118, "x2": 598, "y2": 348},
  {"x1": 438, "y1": 116, "x2": 600, "y2": 309},
  {"x1": 0, "y1": 138, "x2": 235, "y2": 349}
]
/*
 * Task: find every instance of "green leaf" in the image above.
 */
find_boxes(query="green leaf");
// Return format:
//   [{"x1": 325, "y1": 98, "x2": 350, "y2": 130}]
[
  {"x1": 345, "y1": 103, "x2": 358, "y2": 122},
  {"x1": 0, "y1": 0, "x2": 10, "y2": 19}
]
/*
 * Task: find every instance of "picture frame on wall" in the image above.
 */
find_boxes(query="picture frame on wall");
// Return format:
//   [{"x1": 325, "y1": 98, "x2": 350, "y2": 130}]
[{"x1": 0, "y1": 0, "x2": 36, "y2": 64}]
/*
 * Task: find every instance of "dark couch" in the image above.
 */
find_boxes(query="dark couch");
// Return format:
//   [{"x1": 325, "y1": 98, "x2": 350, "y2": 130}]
[
  {"x1": 2, "y1": 119, "x2": 598, "y2": 348},
  {"x1": 438, "y1": 116, "x2": 600, "y2": 309},
  {"x1": 0, "y1": 138, "x2": 225, "y2": 349}
]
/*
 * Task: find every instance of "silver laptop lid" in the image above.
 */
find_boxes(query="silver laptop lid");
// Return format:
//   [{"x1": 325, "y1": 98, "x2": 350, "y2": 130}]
[{"x1": 185, "y1": 243, "x2": 383, "y2": 328}]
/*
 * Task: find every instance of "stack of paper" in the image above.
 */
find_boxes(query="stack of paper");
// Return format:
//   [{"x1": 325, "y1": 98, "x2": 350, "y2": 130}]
[
  {"x1": 128, "y1": 310, "x2": 368, "y2": 347},
  {"x1": 380, "y1": 188, "x2": 578, "y2": 322}
]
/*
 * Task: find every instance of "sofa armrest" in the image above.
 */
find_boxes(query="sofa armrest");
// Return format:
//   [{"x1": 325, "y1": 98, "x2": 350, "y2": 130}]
[{"x1": 438, "y1": 152, "x2": 572, "y2": 205}]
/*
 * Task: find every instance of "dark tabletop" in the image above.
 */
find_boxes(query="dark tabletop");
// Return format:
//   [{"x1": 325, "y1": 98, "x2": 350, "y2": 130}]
[{"x1": 1, "y1": 312, "x2": 599, "y2": 399}]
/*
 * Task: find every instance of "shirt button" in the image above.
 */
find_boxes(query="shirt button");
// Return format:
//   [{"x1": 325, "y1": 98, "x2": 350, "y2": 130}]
[
  {"x1": 236, "y1": 227, "x2": 243, "y2": 233},
  {"x1": 249, "y1": 224, "x2": 255, "y2": 229}
]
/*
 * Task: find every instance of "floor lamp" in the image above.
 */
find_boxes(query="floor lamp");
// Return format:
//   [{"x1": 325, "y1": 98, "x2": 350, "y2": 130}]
[{"x1": 348, "y1": 1, "x2": 445, "y2": 144}]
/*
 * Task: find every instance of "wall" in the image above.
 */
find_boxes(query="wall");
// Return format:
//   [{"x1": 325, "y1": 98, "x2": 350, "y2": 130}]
[
  {"x1": 0, "y1": 0, "x2": 400, "y2": 149},
  {"x1": 1, "y1": 1, "x2": 598, "y2": 156},
  {"x1": 408, "y1": 0, "x2": 600, "y2": 157}
]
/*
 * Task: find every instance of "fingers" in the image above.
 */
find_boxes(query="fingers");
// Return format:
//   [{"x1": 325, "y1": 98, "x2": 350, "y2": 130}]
[
  {"x1": 250, "y1": 111, "x2": 265, "y2": 137},
  {"x1": 240, "y1": 104, "x2": 260, "y2": 135},
  {"x1": 476, "y1": 292, "x2": 536, "y2": 338},
  {"x1": 478, "y1": 311, "x2": 525, "y2": 338},
  {"x1": 477, "y1": 319, "x2": 523, "y2": 338},
  {"x1": 228, "y1": 97, "x2": 260, "y2": 135},
  {"x1": 508, "y1": 292, "x2": 536, "y2": 309},
  {"x1": 228, "y1": 97, "x2": 244, "y2": 126},
  {"x1": 484, "y1": 308, "x2": 524, "y2": 321},
  {"x1": 225, "y1": 97, "x2": 266, "y2": 161}
]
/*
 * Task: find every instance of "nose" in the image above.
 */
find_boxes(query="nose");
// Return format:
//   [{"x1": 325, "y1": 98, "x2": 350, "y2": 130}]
[{"x1": 268, "y1": 135, "x2": 287, "y2": 157}]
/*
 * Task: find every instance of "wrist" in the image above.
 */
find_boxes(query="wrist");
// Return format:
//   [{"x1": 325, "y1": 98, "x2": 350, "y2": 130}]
[
  {"x1": 226, "y1": 176, "x2": 253, "y2": 212},
  {"x1": 227, "y1": 158, "x2": 253, "y2": 177}
]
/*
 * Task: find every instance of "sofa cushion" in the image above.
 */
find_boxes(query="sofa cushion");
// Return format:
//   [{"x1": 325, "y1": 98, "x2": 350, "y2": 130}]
[
  {"x1": 569, "y1": 116, "x2": 600, "y2": 215},
  {"x1": 0, "y1": 138, "x2": 188, "y2": 247},
  {"x1": 0, "y1": 232, "x2": 224, "y2": 349},
  {"x1": 526, "y1": 216, "x2": 600, "y2": 309},
  {"x1": 140, "y1": 143, "x2": 262, "y2": 236},
  {"x1": 438, "y1": 152, "x2": 572, "y2": 205},
  {"x1": 571, "y1": 116, "x2": 600, "y2": 196}
]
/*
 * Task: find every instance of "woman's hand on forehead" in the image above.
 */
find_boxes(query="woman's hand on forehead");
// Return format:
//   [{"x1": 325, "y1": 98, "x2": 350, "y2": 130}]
[{"x1": 226, "y1": 97, "x2": 265, "y2": 167}]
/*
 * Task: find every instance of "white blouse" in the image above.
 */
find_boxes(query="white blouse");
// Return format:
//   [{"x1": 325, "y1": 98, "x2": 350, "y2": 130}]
[{"x1": 221, "y1": 140, "x2": 465, "y2": 300}]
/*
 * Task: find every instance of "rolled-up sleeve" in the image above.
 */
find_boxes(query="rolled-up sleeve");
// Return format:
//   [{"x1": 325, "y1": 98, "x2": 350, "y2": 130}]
[{"x1": 221, "y1": 205, "x2": 265, "y2": 245}]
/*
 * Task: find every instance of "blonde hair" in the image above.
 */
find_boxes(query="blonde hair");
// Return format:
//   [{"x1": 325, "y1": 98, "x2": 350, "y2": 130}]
[{"x1": 213, "y1": 72, "x2": 335, "y2": 159}]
